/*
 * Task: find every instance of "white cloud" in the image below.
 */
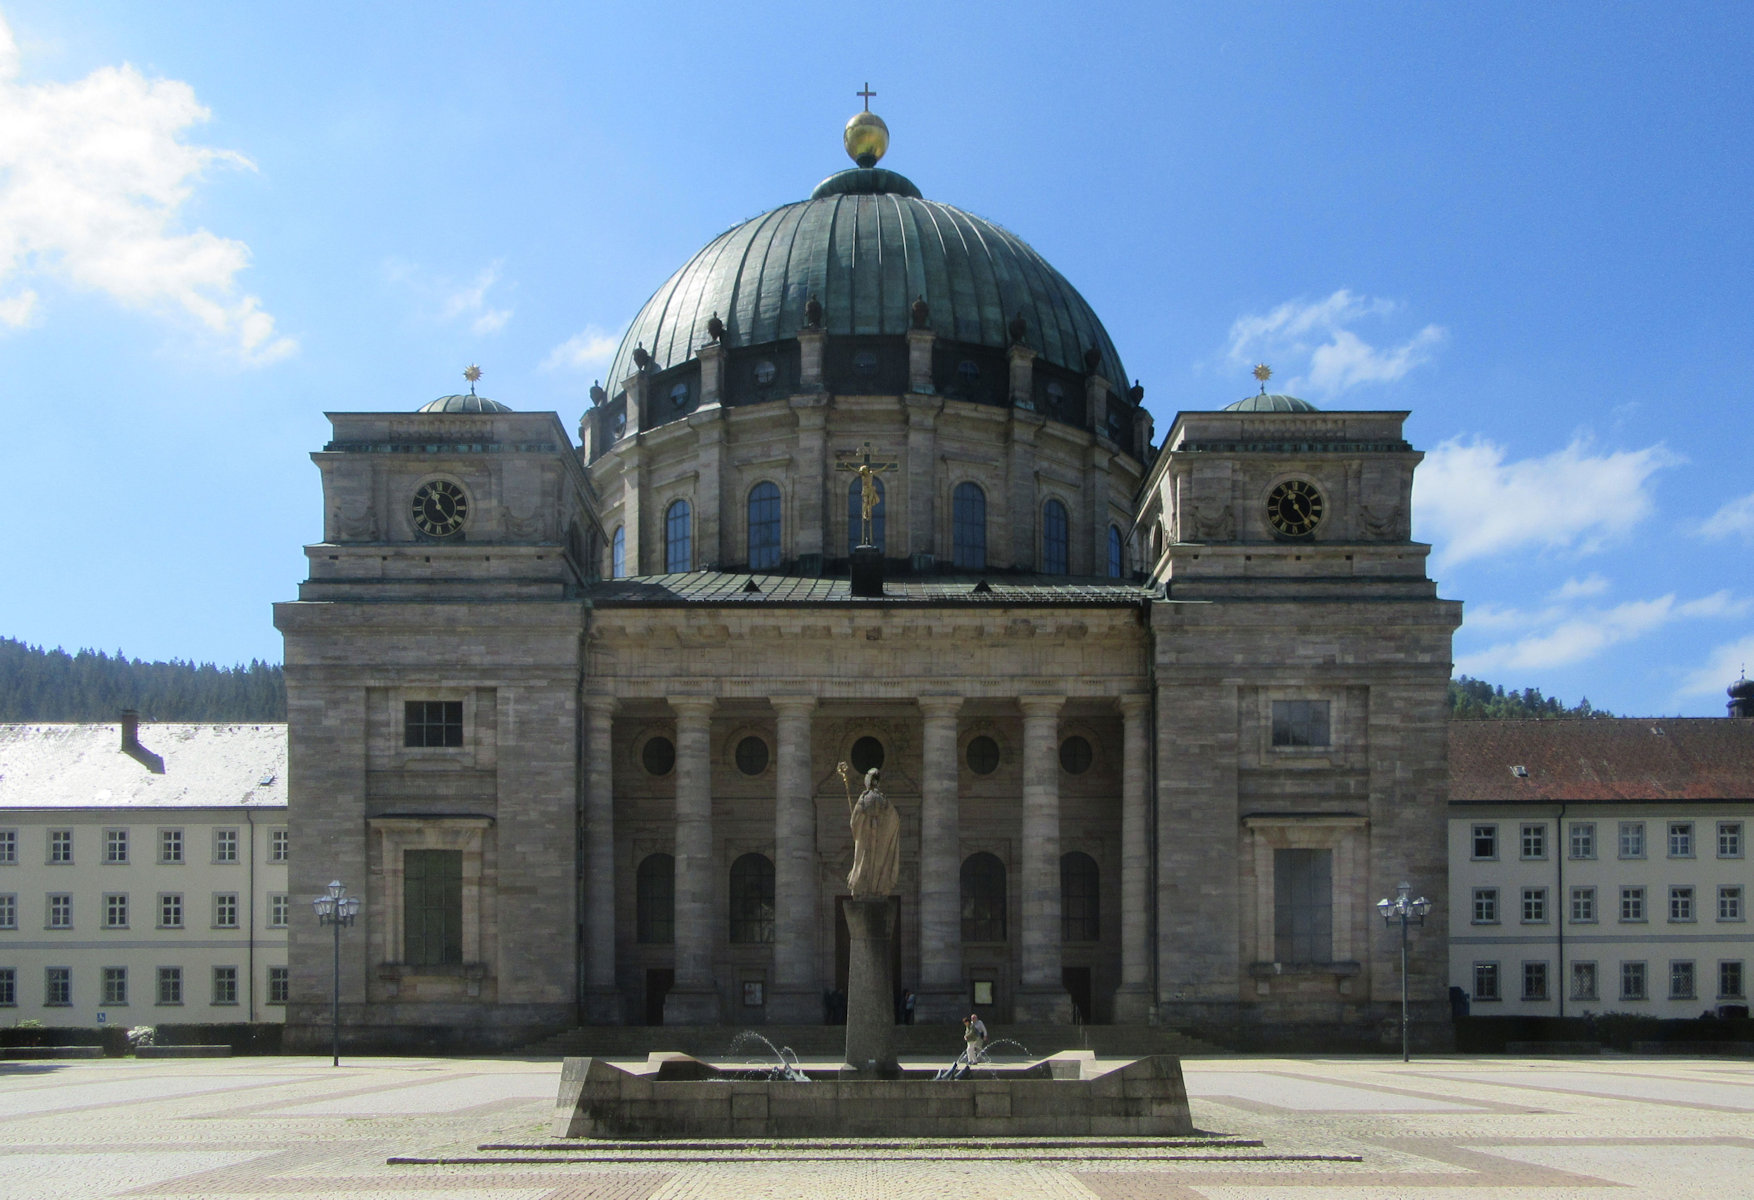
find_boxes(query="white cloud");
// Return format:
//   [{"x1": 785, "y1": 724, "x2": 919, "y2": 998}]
[
  {"x1": 1696, "y1": 490, "x2": 1754, "y2": 543},
  {"x1": 439, "y1": 263, "x2": 512, "y2": 336},
  {"x1": 543, "y1": 325, "x2": 620, "y2": 372},
  {"x1": 1457, "y1": 590, "x2": 1750, "y2": 675},
  {"x1": 0, "y1": 15, "x2": 293, "y2": 364},
  {"x1": 1550, "y1": 574, "x2": 1610, "y2": 601},
  {"x1": 1414, "y1": 436, "x2": 1681, "y2": 568},
  {"x1": 1676, "y1": 633, "x2": 1754, "y2": 699},
  {"x1": 1225, "y1": 289, "x2": 1445, "y2": 397}
]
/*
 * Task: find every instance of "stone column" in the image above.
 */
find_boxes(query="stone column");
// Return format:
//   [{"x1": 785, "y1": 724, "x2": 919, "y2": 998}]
[
  {"x1": 904, "y1": 394, "x2": 940, "y2": 564},
  {"x1": 915, "y1": 695, "x2": 962, "y2": 1021},
  {"x1": 1016, "y1": 694, "x2": 1072, "y2": 1022},
  {"x1": 581, "y1": 696, "x2": 620, "y2": 1022},
  {"x1": 689, "y1": 409, "x2": 725, "y2": 570},
  {"x1": 1113, "y1": 693, "x2": 1153, "y2": 1023},
  {"x1": 769, "y1": 696, "x2": 818, "y2": 1021},
  {"x1": 665, "y1": 697, "x2": 720, "y2": 1023}
]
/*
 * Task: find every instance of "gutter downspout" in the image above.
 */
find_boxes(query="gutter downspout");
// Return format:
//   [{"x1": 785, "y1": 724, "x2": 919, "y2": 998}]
[{"x1": 246, "y1": 806, "x2": 257, "y2": 1023}]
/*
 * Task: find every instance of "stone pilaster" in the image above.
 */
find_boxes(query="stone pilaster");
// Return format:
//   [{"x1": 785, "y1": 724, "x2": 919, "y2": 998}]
[
  {"x1": 798, "y1": 329, "x2": 826, "y2": 391},
  {"x1": 1113, "y1": 693, "x2": 1152, "y2": 1022},
  {"x1": 689, "y1": 408, "x2": 724, "y2": 569},
  {"x1": 1083, "y1": 442, "x2": 1113, "y2": 577},
  {"x1": 915, "y1": 695, "x2": 963, "y2": 1021},
  {"x1": 792, "y1": 397, "x2": 828, "y2": 562},
  {"x1": 1008, "y1": 416, "x2": 1042, "y2": 570},
  {"x1": 1085, "y1": 374, "x2": 1110, "y2": 441},
  {"x1": 1016, "y1": 694, "x2": 1072, "y2": 1022},
  {"x1": 621, "y1": 371, "x2": 646, "y2": 438},
  {"x1": 697, "y1": 342, "x2": 725, "y2": 409},
  {"x1": 665, "y1": 697, "x2": 719, "y2": 1023},
  {"x1": 581, "y1": 695, "x2": 619, "y2": 1022},
  {"x1": 1008, "y1": 344, "x2": 1037, "y2": 409},
  {"x1": 904, "y1": 394, "x2": 941, "y2": 563},
  {"x1": 906, "y1": 328, "x2": 936, "y2": 393},
  {"x1": 769, "y1": 696, "x2": 818, "y2": 1021}
]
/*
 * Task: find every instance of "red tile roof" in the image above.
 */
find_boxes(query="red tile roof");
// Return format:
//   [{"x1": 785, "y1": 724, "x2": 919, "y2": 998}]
[{"x1": 1449, "y1": 718, "x2": 1754, "y2": 803}]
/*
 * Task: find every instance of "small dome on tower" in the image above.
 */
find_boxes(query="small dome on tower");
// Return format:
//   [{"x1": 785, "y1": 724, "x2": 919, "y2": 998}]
[
  {"x1": 419, "y1": 393, "x2": 512, "y2": 414},
  {"x1": 1223, "y1": 392, "x2": 1319, "y2": 413}
]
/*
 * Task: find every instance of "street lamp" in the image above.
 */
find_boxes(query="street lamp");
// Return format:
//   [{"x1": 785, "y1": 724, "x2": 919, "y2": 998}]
[
  {"x1": 311, "y1": 880, "x2": 360, "y2": 1068},
  {"x1": 1376, "y1": 880, "x2": 1432, "y2": 1063}
]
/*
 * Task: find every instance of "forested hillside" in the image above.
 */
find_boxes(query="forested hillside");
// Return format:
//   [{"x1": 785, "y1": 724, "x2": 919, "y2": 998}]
[
  {"x1": 0, "y1": 638, "x2": 285, "y2": 722},
  {"x1": 1447, "y1": 675, "x2": 1610, "y2": 720}
]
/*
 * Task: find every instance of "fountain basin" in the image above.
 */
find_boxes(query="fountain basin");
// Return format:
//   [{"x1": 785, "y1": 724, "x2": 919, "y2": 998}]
[{"x1": 552, "y1": 1052, "x2": 1192, "y2": 1139}]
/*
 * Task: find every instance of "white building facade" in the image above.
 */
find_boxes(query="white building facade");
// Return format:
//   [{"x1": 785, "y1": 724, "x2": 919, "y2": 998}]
[{"x1": 0, "y1": 720, "x2": 289, "y2": 1026}]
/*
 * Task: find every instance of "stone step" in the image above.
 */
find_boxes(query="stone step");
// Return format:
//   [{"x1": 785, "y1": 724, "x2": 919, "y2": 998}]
[{"x1": 516, "y1": 1023, "x2": 1226, "y2": 1060}]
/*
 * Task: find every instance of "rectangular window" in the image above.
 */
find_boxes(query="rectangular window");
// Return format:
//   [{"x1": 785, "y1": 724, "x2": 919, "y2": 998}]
[
  {"x1": 1270, "y1": 700, "x2": 1330, "y2": 748},
  {"x1": 48, "y1": 893, "x2": 72, "y2": 929},
  {"x1": 1669, "y1": 822, "x2": 1694, "y2": 858},
  {"x1": 1473, "y1": 962, "x2": 1500, "y2": 1001},
  {"x1": 0, "y1": 967, "x2": 13, "y2": 1006},
  {"x1": 213, "y1": 829, "x2": 238, "y2": 863},
  {"x1": 1571, "y1": 961, "x2": 1598, "y2": 1001},
  {"x1": 160, "y1": 829, "x2": 183, "y2": 864},
  {"x1": 1522, "y1": 961, "x2": 1548, "y2": 1001},
  {"x1": 1569, "y1": 822, "x2": 1596, "y2": 860},
  {"x1": 1721, "y1": 960, "x2": 1745, "y2": 1000},
  {"x1": 268, "y1": 965, "x2": 289, "y2": 1005},
  {"x1": 268, "y1": 893, "x2": 289, "y2": 928},
  {"x1": 0, "y1": 829, "x2": 14, "y2": 864},
  {"x1": 1670, "y1": 960, "x2": 1696, "y2": 1000},
  {"x1": 1670, "y1": 886, "x2": 1695, "y2": 922},
  {"x1": 1620, "y1": 887, "x2": 1646, "y2": 922},
  {"x1": 49, "y1": 829, "x2": 72, "y2": 864},
  {"x1": 0, "y1": 893, "x2": 14, "y2": 929},
  {"x1": 45, "y1": 966, "x2": 71, "y2": 1006},
  {"x1": 269, "y1": 829, "x2": 289, "y2": 863},
  {"x1": 212, "y1": 966, "x2": 238, "y2": 1005},
  {"x1": 102, "y1": 966, "x2": 127, "y2": 1006},
  {"x1": 1570, "y1": 886, "x2": 1596, "y2": 923},
  {"x1": 1521, "y1": 887, "x2": 1548, "y2": 923},
  {"x1": 404, "y1": 700, "x2": 464, "y2": 749},
  {"x1": 1472, "y1": 888, "x2": 1499, "y2": 924},
  {"x1": 404, "y1": 848, "x2": 463, "y2": 966},
  {"x1": 105, "y1": 829, "x2": 128, "y2": 864},
  {"x1": 1720, "y1": 822, "x2": 1744, "y2": 859},
  {"x1": 1721, "y1": 886, "x2": 1745, "y2": 921},
  {"x1": 1521, "y1": 823, "x2": 1547, "y2": 860},
  {"x1": 159, "y1": 893, "x2": 183, "y2": 928},
  {"x1": 213, "y1": 893, "x2": 238, "y2": 929},
  {"x1": 1472, "y1": 824, "x2": 1497, "y2": 859},
  {"x1": 157, "y1": 966, "x2": 182, "y2": 1006},
  {"x1": 1619, "y1": 821, "x2": 1645, "y2": 859},
  {"x1": 103, "y1": 893, "x2": 128, "y2": 929},
  {"x1": 1621, "y1": 961, "x2": 1647, "y2": 1000},
  {"x1": 1273, "y1": 848, "x2": 1333, "y2": 962}
]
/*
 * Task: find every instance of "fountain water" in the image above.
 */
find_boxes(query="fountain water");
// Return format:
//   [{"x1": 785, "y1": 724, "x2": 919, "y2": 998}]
[{"x1": 726, "y1": 1031, "x2": 811, "y2": 1082}]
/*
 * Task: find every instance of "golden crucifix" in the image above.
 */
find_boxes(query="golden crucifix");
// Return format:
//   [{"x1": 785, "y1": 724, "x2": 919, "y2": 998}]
[{"x1": 834, "y1": 442, "x2": 898, "y2": 547}]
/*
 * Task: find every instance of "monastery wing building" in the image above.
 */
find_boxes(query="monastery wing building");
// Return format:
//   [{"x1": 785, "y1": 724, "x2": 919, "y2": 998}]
[{"x1": 274, "y1": 111, "x2": 1462, "y2": 1052}]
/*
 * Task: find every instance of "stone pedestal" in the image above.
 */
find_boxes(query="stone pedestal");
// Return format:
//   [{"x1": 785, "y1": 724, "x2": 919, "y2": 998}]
[
  {"x1": 842, "y1": 896, "x2": 898, "y2": 1073},
  {"x1": 849, "y1": 545, "x2": 884, "y2": 598}
]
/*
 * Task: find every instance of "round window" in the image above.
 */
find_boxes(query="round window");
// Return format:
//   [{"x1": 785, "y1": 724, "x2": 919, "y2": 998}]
[
  {"x1": 669, "y1": 382, "x2": 690, "y2": 408},
  {"x1": 752, "y1": 360, "x2": 777, "y2": 387},
  {"x1": 1059, "y1": 735, "x2": 1093, "y2": 775},
  {"x1": 1045, "y1": 380, "x2": 1065, "y2": 414},
  {"x1": 849, "y1": 736, "x2": 884, "y2": 774},
  {"x1": 965, "y1": 735, "x2": 1000, "y2": 775},
  {"x1": 612, "y1": 411, "x2": 627, "y2": 439},
  {"x1": 642, "y1": 736, "x2": 676, "y2": 777},
  {"x1": 957, "y1": 360, "x2": 981, "y2": 384},
  {"x1": 735, "y1": 736, "x2": 769, "y2": 776},
  {"x1": 853, "y1": 350, "x2": 879, "y2": 376}
]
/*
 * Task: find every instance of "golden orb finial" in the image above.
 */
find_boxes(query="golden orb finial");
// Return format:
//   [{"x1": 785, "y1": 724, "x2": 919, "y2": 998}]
[
  {"x1": 844, "y1": 83, "x2": 889, "y2": 167},
  {"x1": 1252, "y1": 363, "x2": 1272, "y2": 393},
  {"x1": 463, "y1": 363, "x2": 482, "y2": 394}
]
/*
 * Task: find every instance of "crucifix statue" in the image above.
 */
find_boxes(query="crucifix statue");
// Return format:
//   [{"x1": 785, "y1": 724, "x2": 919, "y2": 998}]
[{"x1": 834, "y1": 442, "x2": 898, "y2": 548}]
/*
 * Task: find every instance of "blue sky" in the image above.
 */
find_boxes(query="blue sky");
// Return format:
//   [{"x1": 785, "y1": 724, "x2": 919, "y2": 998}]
[{"x1": 0, "y1": 1, "x2": 1748, "y2": 716}]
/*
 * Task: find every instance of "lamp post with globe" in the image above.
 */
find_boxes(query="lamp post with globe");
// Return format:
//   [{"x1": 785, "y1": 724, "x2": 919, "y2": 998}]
[
  {"x1": 1376, "y1": 881, "x2": 1432, "y2": 1063},
  {"x1": 311, "y1": 880, "x2": 360, "y2": 1067}
]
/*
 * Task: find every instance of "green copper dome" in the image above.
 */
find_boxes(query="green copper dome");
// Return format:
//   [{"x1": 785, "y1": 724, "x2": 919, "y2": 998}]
[
  {"x1": 1223, "y1": 392, "x2": 1319, "y2": 413},
  {"x1": 606, "y1": 167, "x2": 1128, "y2": 394},
  {"x1": 419, "y1": 393, "x2": 512, "y2": 414}
]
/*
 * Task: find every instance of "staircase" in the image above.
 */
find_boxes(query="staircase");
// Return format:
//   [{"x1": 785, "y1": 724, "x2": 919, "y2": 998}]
[{"x1": 518, "y1": 1022, "x2": 1226, "y2": 1060}]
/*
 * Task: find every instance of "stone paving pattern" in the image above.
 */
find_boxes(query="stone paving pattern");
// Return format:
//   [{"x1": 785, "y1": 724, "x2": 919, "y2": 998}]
[{"x1": 1, "y1": 1054, "x2": 1752, "y2": 1198}]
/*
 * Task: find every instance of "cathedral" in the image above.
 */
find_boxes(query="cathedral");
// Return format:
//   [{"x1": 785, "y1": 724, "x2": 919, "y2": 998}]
[{"x1": 276, "y1": 108, "x2": 1461, "y2": 1052}]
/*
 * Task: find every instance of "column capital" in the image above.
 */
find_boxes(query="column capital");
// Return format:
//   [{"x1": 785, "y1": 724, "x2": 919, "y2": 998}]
[
  {"x1": 916, "y1": 695, "x2": 963, "y2": 719},
  {"x1": 1116, "y1": 693, "x2": 1150, "y2": 717},
  {"x1": 1017, "y1": 694, "x2": 1066, "y2": 719},
  {"x1": 770, "y1": 695, "x2": 817, "y2": 718},
  {"x1": 581, "y1": 694, "x2": 618, "y2": 715},
  {"x1": 668, "y1": 696, "x2": 716, "y2": 720}
]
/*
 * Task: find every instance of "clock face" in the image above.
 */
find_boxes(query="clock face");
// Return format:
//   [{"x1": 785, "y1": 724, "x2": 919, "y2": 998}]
[
  {"x1": 1266, "y1": 479, "x2": 1324, "y2": 537},
  {"x1": 411, "y1": 479, "x2": 469, "y2": 537}
]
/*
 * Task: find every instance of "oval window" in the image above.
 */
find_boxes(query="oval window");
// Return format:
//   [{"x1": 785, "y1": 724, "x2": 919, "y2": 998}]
[
  {"x1": 1059, "y1": 735, "x2": 1093, "y2": 775},
  {"x1": 1045, "y1": 380, "x2": 1065, "y2": 414},
  {"x1": 965, "y1": 735, "x2": 1000, "y2": 776},
  {"x1": 849, "y1": 736, "x2": 885, "y2": 774},
  {"x1": 642, "y1": 736, "x2": 676, "y2": 777},
  {"x1": 753, "y1": 360, "x2": 777, "y2": 387},
  {"x1": 957, "y1": 360, "x2": 980, "y2": 384},
  {"x1": 612, "y1": 411, "x2": 627, "y2": 439},
  {"x1": 735, "y1": 736, "x2": 769, "y2": 776},
  {"x1": 669, "y1": 382, "x2": 690, "y2": 408}
]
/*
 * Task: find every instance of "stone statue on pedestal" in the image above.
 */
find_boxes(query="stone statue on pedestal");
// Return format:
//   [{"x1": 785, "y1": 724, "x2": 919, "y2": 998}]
[{"x1": 839, "y1": 763, "x2": 899, "y2": 897}]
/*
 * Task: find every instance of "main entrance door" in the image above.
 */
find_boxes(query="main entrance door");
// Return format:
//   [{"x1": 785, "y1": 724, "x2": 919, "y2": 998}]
[{"x1": 644, "y1": 968, "x2": 674, "y2": 1025}]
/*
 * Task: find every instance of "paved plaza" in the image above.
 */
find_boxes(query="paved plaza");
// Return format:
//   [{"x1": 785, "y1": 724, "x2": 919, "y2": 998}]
[{"x1": 2, "y1": 1052, "x2": 1752, "y2": 1198}]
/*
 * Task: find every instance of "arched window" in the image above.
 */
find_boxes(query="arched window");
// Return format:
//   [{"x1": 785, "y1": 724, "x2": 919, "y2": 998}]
[
  {"x1": 1042, "y1": 498, "x2": 1069, "y2": 575},
  {"x1": 611, "y1": 525, "x2": 626, "y2": 579},
  {"x1": 952, "y1": 482, "x2": 987, "y2": 570},
  {"x1": 636, "y1": 853, "x2": 674, "y2": 944},
  {"x1": 747, "y1": 482, "x2": 782, "y2": 570},
  {"x1": 664, "y1": 499, "x2": 691, "y2": 573},
  {"x1": 1061, "y1": 851, "x2": 1100, "y2": 942},
  {"x1": 728, "y1": 853, "x2": 775, "y2": 944},
  {"x1": 960, "y1": 852, "x2": 1007, "y2": 942},
  {"x1": 847, "y1": 475, "x2": 886, "y2": 553},
  {"x1": 1107, "y1": 525, "x2": 1123, "y2": 578}
]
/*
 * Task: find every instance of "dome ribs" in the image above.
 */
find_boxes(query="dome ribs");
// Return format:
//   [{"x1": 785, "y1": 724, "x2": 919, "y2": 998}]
[
  {"x1": 892, "y1": 199, "x2": 932, "y2": 329},
  {"x1": 851, "y1": 196, "x2": 885, "y2": 336},
  {"x1": 787, "y1": 197, "x2": 836, "y2": 337},
  {"x1": 915, "y1": 202, "x2": 969, "y2": 343},
  {"x1": 942, "y1": 205, "x2": 1004, "y2": 348},
  {"x1": 874, "y1": 194, "x2": 911, "y2": 336},
  {"x1": 739, "y1": 202, "x2": 804, "y2": 348}
]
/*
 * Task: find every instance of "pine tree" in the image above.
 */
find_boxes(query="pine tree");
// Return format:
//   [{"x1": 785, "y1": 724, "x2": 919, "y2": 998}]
[{"x1": 0, "y1": 638, "x2": 286, "y2": 722}]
